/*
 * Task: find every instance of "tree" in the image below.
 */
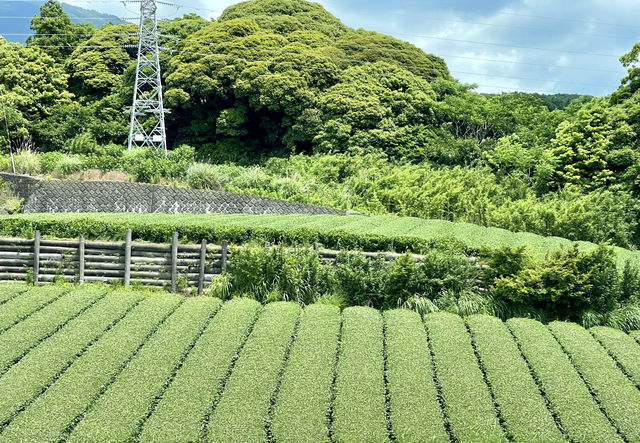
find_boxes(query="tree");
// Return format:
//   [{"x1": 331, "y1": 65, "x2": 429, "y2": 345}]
[
  {"x1": 545, "y1": 102, "x2": 613, "y2": 190},
  {"x1": 335, "y1": 29, "x2": 450, "y2": 81},
  {"x1": 66, "y1": 24, "x2": 138, "y2": 101},
  {"x1": 26, "y1": 0, "x2": 94, "y2": 64},
  {"x1": 0, "y1": 40, "x2": 72, "y2": 150}
]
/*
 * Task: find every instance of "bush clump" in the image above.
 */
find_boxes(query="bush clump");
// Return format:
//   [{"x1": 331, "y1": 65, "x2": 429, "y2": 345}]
[{"x1": 217, "y1": 243, "x2": 640, "y2": 330}]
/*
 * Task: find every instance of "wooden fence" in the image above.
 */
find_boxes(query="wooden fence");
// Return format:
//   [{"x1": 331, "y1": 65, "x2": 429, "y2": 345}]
[
  {"x1": 0, "y1": 231, "x2": 479, "y2": 294},
  {"x1": 0, "y1": 230, "x2": 228, "y2": 294}
]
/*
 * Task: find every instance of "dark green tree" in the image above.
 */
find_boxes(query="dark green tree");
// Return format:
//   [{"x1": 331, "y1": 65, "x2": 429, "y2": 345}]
[{"x1": 26, "y1": 0, "x2": 94, "y2": 64}]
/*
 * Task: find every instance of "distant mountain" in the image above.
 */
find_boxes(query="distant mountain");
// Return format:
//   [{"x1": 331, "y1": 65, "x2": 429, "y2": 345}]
[{"x1": 0, "y1": 1, "x2": 127, "y2": 43}]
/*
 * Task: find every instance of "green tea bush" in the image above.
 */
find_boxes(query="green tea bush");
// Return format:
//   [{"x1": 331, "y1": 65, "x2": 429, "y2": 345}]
[{"x1": 38, "y1": 152, "x2": 65, "y2": 174}]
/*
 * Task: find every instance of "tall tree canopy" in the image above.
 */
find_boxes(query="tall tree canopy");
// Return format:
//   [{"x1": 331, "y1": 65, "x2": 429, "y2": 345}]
[{"x1": 26, "y1": 0, "x2": 94, "y2": 63}]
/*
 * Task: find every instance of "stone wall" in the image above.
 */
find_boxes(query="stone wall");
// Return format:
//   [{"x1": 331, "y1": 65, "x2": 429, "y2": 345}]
[
  {"x1": 0, "y1": 173, "x2": 348, "y2": 216},
  {"x1": 0, "y1": 173, "x2": 41, "y2": 200}
]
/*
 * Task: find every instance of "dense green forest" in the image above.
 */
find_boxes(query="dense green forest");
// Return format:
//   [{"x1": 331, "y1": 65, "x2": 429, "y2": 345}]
[{"x1": 2, "y1": 0, "x2": 640, "y2": 251}]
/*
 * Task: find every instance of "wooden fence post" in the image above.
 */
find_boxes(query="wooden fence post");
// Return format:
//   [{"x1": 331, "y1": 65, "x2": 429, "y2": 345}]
[
  {"x1": 171, "y1": 232, "x2": 179, "y2": 292},
  {"x1": 33, "y1": 230, "x2": 40, "y2": 284},
  {"x1": 198, "y1": 239, "x2": 207, "y2": 295},
  {"x1": 78, "y1": 237, "x2": 85, "y2": 284},
  {"x1": 124, "y1": 228, "x2": 132, "y2": 287},
  {"x1": 221, "y1": 240, "x2": 228, "y2": 273}
]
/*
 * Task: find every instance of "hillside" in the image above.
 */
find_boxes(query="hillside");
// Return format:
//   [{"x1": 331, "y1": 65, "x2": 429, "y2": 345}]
[
  {"x1": 0, "y1": 284, "x2": 638, "y2": 441},
  {"x1": 2, "y1": 212, "x2": 638, "y2": 268},
  {"x1": 0, "y1": 1, "x2": 126, "y2": 43}
]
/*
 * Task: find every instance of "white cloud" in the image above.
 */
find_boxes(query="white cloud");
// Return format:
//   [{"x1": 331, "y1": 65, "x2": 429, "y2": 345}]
[{"x1": 78, "y1": 0, "x2": 638, "y2": 96}]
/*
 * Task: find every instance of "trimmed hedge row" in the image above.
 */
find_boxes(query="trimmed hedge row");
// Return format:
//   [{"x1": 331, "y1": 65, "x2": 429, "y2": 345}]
[
  {"x1": 0, "y1": 291, "x2": 141, "y2": 426},
  {"x1": 332, "y1": 307, "x2": 388, "y2": 442},
  {"x1": 0, "y1": 214, "x2": 443, "y2": 255},
  {"x1": 68, "y1": 297, "x2": 220, "y2": 442},
  {"x1": 385, "y1": 309, "x2": 448, "y2": 442},
  {"x1": 550, "y1": 321, "x2": 640, "y2": 442},
  {"x1": 508, "y1": 318, "x2": 622, "y2": 443},
  {"x1": 591, "y1": 326, "x2": 640, "y2": 387},
  {"x1": 271, "y1": 304, "x2": 341, "y2": 443},
  {"x1": 466, "y1": 315, "x2": 564, "y2": 442},
  {"x1": 0, "y1": 286, "x2": 66, "y2": 333},
  {"x1": 139, "y1": 298, "x2": 261, "y2": 442},
  {"x1": 424, "y1": 312, "x2": 506, "y2": 442},
  {"x1": 206, "y1": 302, "x2": 300, "y2": 442},
  {"x1": 0, "y1": 287, "x2": 103, "y2": 373},
  {"x1": 0, "y1": 294, "x2": 182, "y2": 442},
  {"x1": 0, "y1": 283, "x2": 29, "y2": 306}
]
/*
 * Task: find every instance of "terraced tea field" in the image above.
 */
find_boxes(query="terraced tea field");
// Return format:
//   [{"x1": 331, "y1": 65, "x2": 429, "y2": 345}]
[
  {"x1": 3, "y1": 212, "x2": 640, "y2": 268},
  {"x1": 0, "y1": 283, "x2": 639, "y2": 442}
]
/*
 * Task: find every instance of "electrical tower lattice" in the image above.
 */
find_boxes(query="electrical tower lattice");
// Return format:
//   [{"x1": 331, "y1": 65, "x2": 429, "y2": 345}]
[{"x1": 127, "y1": 0, "x2": 168, "y2": 155}]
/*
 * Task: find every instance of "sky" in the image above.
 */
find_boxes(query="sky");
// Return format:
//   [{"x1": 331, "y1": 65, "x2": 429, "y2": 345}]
[{"x1": 64, "y1": 0, "x2": 640, "y2": 96}]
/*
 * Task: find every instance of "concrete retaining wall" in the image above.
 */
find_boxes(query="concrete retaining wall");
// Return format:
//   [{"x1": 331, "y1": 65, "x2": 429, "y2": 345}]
[{"x1": 0, "y1": 173, "x2": 348, "y2": 216}]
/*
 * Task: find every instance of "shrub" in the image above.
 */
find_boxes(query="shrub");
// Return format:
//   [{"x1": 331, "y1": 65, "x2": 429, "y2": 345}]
[
  {"x1": 227, "y1": 246, "x2": 329, "y2": 305},
  {"x1": 38, "y1": 152, "x2": 65, "y2": 174},
  {"x1": 488, "y1": 245, "x2": 621, "y2": 321},
  {"x1": 53, "y1": 155, "x2": 84, "y2": 177},
  {"x1": 186, "y1": 162, "x2": 232, "y2": 190},
  {"x1": 4, "y1": 198, "x2": 23, "y2": 214},
  {"x1": 64, "y1": 132, "x2": 103, "y2": 156},
  {"x1": 13, "y1": 149, "x2": 40, "y2": 175}
]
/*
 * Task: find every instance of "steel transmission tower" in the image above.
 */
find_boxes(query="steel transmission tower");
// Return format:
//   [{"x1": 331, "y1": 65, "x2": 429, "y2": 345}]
[{"x1": 127, "y1": 0, "x2": 168, "y2": 155}]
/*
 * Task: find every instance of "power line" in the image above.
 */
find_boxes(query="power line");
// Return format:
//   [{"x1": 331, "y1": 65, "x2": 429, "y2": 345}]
[
  {"x1": 352, "y1": 12, "x2": 636, "y2": 41},
  {"x1": 5, "y1": 0, "x2": 640, "y2": 30},
  {"x1": 334, "y1": 4, "x2": 640, "y2": 30},
  {"x1": 389, "y1": 32, "x2": 621, "y2": 58},
  {"x1": 25, "y1": 34, "x2": 607, "y2": 89},
  {"x1": 23, "y1": 40, "x2": 598, "y2": 95},
  {"x1": 21, "y1": 28, "x2": 617, "y2": 91}
]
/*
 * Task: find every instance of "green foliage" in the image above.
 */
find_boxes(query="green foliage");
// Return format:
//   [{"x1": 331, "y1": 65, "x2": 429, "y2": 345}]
[
  {"x1": 466, "y1": 315, "x2": 564, "y2": 442},
  {"x1": 333, "y1": 307, "x2": 387, "y2": 442},
  {"x1": 425, "y1": 312, "x2": 506, "y2": 442},
  {"x1": 64, "y1": 132, "x2": 102, "y2": 156},
  {"x1": 509, "y1": 318, "x2": 623, "y2": 442},
  {"x1": 550, "y1": 321, "x2": 640, "y2": 441},
  {"x1": 0, "y1": 291, "x2": 140, "y2": 425},
  {"x1": 68, "y1": 297, "x2": 220, "y2": 442},
  {"x1": 3, "y1": 198, "x2": 23, "y2": 214},
  {"x1": 206, "y1": 302, "x2": 300, "y2": 442},
  {"x1": 590, "y1": 326, "x2": 640, "y2": 385},
  {"x1": 186, "y1": 162, "x2": 232, "y2": 190},
  {"x1": 26, "y1": 0, "x2": 94, "y2": 64},
  {"x1": 0, "y1": 40, "x2": 72, "y2": 149},
  {"x1": 0, "y1": 287, "x2": 101, "y2": 372},
  {"x1": 488, "y1": 245, "x2": 622, "y2": 321},
  {"x1": 0, "y1": 285, "x2": 639, "y2": 441},
  {"x1": 271, "y1": 304, "x2": 340, "y2": 443},
  {"x1": 0, "y1": 285, "x2": 65, "y2": 332},
  {"x1": 139, "y1": 298, "x2": 260, "y2": 442},
  {"x1": 228, "y1": 245, "x2": 329, "y2": 305},
  {"x1": 52, "y1": 154, "x2": 83, "y2": 177},
  {"x1": 0, "y1": 294, "x2": 182, "y2": 442},
  {"x1": 546, "y1": 102, "x2": 614, "y2": 190},
  {"x1": 12, "y1": 149, "x2": 41, "y2": 175},
  {"x1": 384, "y1": 309, "x2": 448, "y2": 442}
]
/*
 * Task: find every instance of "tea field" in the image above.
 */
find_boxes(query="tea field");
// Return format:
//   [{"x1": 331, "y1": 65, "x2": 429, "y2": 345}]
[
  {"x1": 0, "y1": 283, "x2": 639, "y2": 442},
  {"x1": 2, "y1": 212, "x2": 639, "y2": 268}
]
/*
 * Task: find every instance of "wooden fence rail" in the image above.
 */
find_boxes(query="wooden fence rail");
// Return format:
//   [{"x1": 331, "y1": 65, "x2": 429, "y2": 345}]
[
  {"x1": 0, "y1": 231, "x2": 478, "y2": 293},
  {"x1": 0, "y1": 231, "x2": 228, "y2": 294}
]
